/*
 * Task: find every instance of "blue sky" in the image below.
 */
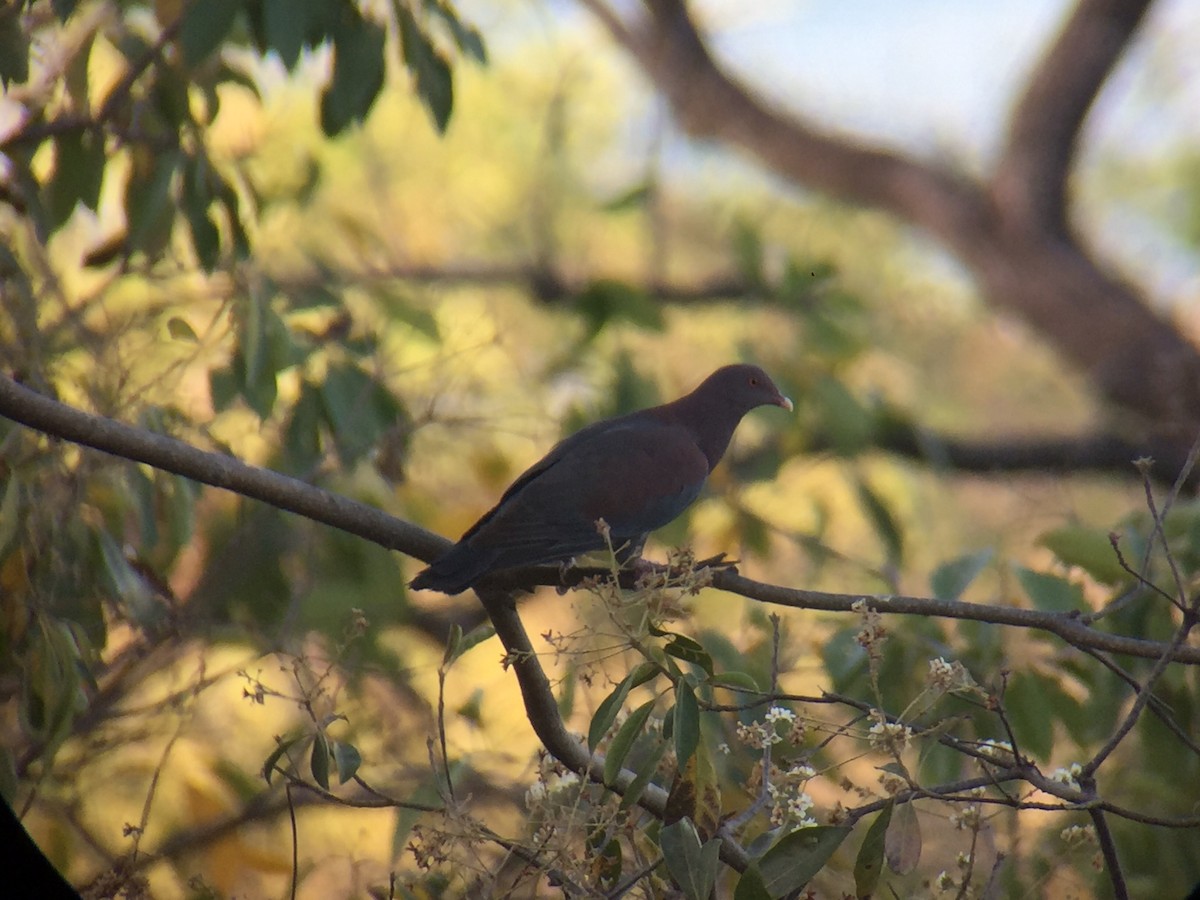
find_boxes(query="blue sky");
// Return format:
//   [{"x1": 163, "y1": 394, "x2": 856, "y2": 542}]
[{"x1": 703, "y1": 0, "x2": 1198, "y2": 162}]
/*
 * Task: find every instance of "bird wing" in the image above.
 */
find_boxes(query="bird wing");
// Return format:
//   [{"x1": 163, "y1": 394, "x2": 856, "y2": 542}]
[{"x1": 462, "y1": 417, "x2": 709, "y2": 566}]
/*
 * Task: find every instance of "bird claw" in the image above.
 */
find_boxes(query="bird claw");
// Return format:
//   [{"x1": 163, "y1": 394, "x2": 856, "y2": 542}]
[
  {"x1": 556, "y1": 558, "x2": 575, "y2": 595},
  {"x1": 695, "y1": 552, "x2": 738, "y2": 571}
]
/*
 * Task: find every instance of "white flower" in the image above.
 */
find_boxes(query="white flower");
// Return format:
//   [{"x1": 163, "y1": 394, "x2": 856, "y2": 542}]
[
  {"x1": 1049, "y1": 763, "x2": 1083, "y2": 792},
  {"x1": 764, "y1": 706, "x2": 797, "y2": 725}
]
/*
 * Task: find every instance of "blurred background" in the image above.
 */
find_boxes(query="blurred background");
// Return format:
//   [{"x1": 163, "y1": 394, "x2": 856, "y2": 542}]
[{"x1": 2, "y1": 0, "x2": 1199, "y2": 896}]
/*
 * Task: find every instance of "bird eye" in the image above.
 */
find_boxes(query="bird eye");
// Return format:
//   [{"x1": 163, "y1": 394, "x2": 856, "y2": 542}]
[{"x1": 749, "y1": 377, "x2": 759, "y2": 386}]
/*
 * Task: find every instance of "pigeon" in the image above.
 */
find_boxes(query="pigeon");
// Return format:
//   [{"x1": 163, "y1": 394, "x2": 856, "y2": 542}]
[{"x1": 409, "y1": 364, "x2": 792, "y2": 594}]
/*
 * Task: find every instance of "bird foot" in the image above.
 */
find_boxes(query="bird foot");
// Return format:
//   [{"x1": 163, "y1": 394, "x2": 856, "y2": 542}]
[{"x1": 555, "y1": 558, "x2": 576, "y2": 595}]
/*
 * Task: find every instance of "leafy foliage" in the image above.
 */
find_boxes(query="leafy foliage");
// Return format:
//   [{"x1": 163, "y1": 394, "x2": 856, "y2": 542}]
[{"x1": 1, "y1": 2, "x2": 1198, "y2": 897}]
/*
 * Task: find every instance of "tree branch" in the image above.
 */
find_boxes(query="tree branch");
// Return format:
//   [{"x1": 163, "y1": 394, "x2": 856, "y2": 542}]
[
  {"x1": 993, "y1": 0, "x2": 1154, "y2": 232},
  {"x1": 580, "y1": 0, "x2": 1200, "y2": 432},
  {"x1": 3, "y1": 372, "x2": 1199, "y2": 670}
]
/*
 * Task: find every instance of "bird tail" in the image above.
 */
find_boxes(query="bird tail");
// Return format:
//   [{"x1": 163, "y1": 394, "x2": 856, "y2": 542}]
[{"x1": 409, "y1": 543, "x2": 497, "y2": 595}]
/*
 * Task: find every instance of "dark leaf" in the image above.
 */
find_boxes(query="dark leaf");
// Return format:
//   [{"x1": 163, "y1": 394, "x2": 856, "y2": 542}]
[
  {"x1": 930, "y1": 549, "x2": 993, "y2": 601},
  {"x1": 52, "y1": 0, "x2": 80, "y2": 21},
  {"x1": 756, "y1": 826, "x2": 850, "y2": 897},
  {"x1": 0, "y1": 9, "x2": 29, "y2": 88},
  {"x1": 1037, "y1": 525, "x2": 1126, "y2": 585},
  {"x1": 310, "y1": 730, "x2": 331, "y2": 789},
  {"x1": 395, "y1": 3, "x2": 454, "y2": 131},
  {"x1": 673, "y1": 680, "x2": 700, "y2": 768},
  {"x1": 262, "y1": 734, "x2": 302, "y2": 783},
  {"x1": 853, "y1": 800, "x2": 892, "y2": 898},
  {"x1": 178, "y1": 0, "x2": 241, "y2": 67},
  {"x1": 734, "y1": 865, "x2": 773, "y2": 900},
  {"x1": 320, "y1": 7, "x2": 387, "y2": 135},
  {"x1": 1014, "y1": 566, "x2": 1084, "y2": 613},
  {"x1": 125, "y1": 150, "x2": 180, "y2": 257},
  {"x1": 664, "y1": 635, "x2": 714, "y2": 677},
  {"x1": 588, "y1": 671, "x2": 637, "y2": 750},
  {"x1": 332, "y1": 740, "x2": 362, "y2": 783},
  {"x1": 659, "y1": 818, "x2": 721, "y2": 900},
  {"x1": 45, "y1": 130, "x2": 106, "y2": 231},
  {"x1": 885, "y1": 799, "x2": 921, "y2": 874},
  {"x1": 318, "y1": 362, "x2": 407, "y2": 466},
  {"x1": 424, "y1": 0, "x2": 486, "y2": 63},
  {"x1": 604, "y1": 699, "x2": 656, "y2": 785},
  {"x1": 618, "y1": 739, "x2": 667, "y2": 810}
]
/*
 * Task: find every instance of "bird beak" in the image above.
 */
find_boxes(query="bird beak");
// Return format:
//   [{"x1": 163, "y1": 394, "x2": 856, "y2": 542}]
[{"x1": 776, "y1": 394, "x2": 794, "y2": 412}]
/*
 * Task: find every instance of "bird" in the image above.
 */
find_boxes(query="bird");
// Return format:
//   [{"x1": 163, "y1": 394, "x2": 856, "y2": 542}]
[{"x1": 409, "y1": 364, "x2": 792, "y2": 594}]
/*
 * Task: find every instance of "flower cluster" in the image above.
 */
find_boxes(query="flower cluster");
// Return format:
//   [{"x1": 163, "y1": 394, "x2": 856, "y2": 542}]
[
  {"x1": 735, "y1": 705, "x2": 807, "y2": 749},
  {"x1": 976, "y1": 739, "x2": 1016, "y2": 765},
  {"x1": 525, "y1": 770, "x2": 583, "y2": 810},
  {"x1": 1049, "y1": 762, "x2": 1083, "y2": 792},
  {"x1": 766, "y1": 760, "x2": 818, "y2": 829},
  {"x1": 926, "y1": 657, "x2": 978, "y2": 693},
  {"x1": 1060, "y1": 824, "x2": 1097, "y2": 847},
  {"x1": 867, "y1": 710, "x2": 913, "y2": 755},
  {"x1": 851, "y1": 599, "x2": 887, "y2": 658}
]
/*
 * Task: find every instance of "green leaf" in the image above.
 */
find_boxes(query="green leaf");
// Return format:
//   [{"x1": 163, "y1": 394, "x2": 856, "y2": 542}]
[
  {"x1": 604, "y1": 699, "x2": 656, "y2": 785},
  {"x1": 812, "y1": 376, "x2": 873, "y2": 454},
  {"x1": 167, "y1": 316, "x2": 198, "y2": 342},
  {"x1": 575, "y1": 278, "x2": 664, "y2": 339},
  {"x1": 425, "y1": 0, "x2": 487, "y2": 63},
  {"x1": 282, "y1": 380, "x2": 324, "y2": 472},
  {"x1": 855, "y1": 476, "x2": 903, "y2": 568},
  {"x1": 442, "y1": 623, "x2": 463, "y2": 667},
  {"x1": 659, "y1": 818, "x2": 722, "y2": 900},
  {"x1": 731, "y1": 219, "x2": 764, "y2": 289},
  {"x1": 319, "y1": 362, "x2": 407, "y2": 466},
  {"x1": 261, "y1": 0, "x2": 330, "y2": 69},
  {"x1": 445, "y1": 622, "x2": 495, "y2": 665},
  {"x1": 332, "y1": 740, "x2": 362, "y2": 783},
  {"x1": 183, "y1": 153, "x2": 221, "y2": 270},
  {"x1": 380, "y1": 286, "x2": 440, "y2": 338},
  {"x1": 664, "y1": 635, "x2": 714, "y2": 677},
  {"x1": 885, "y1": 799, "x2": 921, "y2": 874},
  {"x1": 125, "y1": 150, "x2": 180, "y2": 257},
  {"x1": 589, "y1": 671, "x2": 637, "y2": 750},
  {"x1": 930, "y1": 549, "x2": 993, "y2": 600},
  {"x1": 320, "y1": 7, "x2": 387, "y2": 135},
  {"x1": 262, "y1": 734, "x2": 302, "y2": 783},
  {"x1": 756, "y1": 826, "x2": 850, "y2": 897},
  {"x1": 734, "y1": 864, "x2": 773, "y2": 900},
  {"x1": 601, "y1": 182, "x2": 652, "y2": 213},
  {"x1": 619, "y1": 739, "x2": 667, "y2": 810},
  {"x1": 394, "y1": 3, "x2": 453, "y2": 132},
  {"x1": 0, "y1": 475, "x2": 22, "y2": 559},
  {"x1": 0, "y1": 8, "x2": 29, "y2": 88},
  {"x1": 1014, "y1": 566, "x2": 1084, "y2": 613},
  {"x1": 52, "y1": 0, "x2": 81, "y2": 22},
  {"x1": 310, "y1": 730, "x2": 331, "y2": 789},
  {"x1": 673, "y1": 680, "x2": 700, "y2": 768},
  {"x1": 45, "y1": 130, "x2": 106, "y2": 231},
  {"x1": 1003, "y1": 671, "x2": 1055, "y2": 761},
  {"x1": 178, "y1": 0, "x2": 241, "y2": 67},
  {"x1": 1038, "y1": 525, "x2": 1126, "y2": 585},
  {"x1": 710, "y1": 671, "x2": 760, "y2": 692},
  {"x1": 854, "y1": 800, "x2": 892, "y2": 898}
]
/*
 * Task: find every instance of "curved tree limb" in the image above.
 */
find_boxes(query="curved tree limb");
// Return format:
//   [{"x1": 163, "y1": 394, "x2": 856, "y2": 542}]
[
  {"x1": 994, "y1": 0, "x2": 1155, "y2": 232},
  {"x1": 579, "y1": 0, "x2": 1200, "y2": 434}
]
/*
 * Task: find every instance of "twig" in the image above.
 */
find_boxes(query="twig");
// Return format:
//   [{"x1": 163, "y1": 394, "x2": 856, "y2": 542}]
[{"x1": 1088, "y1": 807, "x2": 1129, "y2": 900}]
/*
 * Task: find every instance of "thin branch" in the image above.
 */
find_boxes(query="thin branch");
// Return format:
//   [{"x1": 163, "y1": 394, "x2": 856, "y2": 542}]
[
  {"x1": 3, "y1": 373, "x2": 1200, "y2": 668},
  {"x1": 1088, "y1": 806, "x2": 1129, "y2": 900}
]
